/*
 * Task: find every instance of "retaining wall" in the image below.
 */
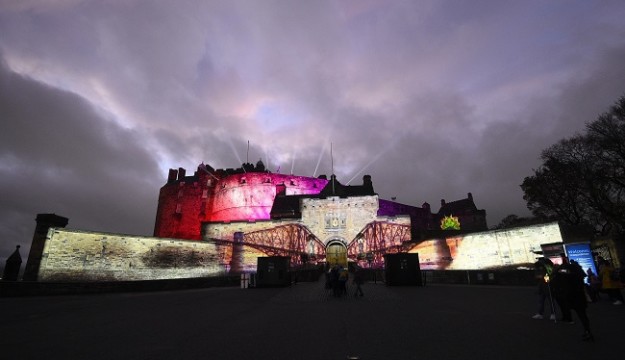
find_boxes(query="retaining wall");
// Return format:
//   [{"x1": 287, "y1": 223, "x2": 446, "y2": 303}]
[{"x1": 38, "y1": 228, "x2": 227, "y2": 281}]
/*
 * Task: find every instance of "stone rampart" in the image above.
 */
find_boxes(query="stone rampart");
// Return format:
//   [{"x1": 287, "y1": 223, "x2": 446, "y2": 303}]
[{"x1": 38, "y1": 228, "x2": 226, "y2": 281}]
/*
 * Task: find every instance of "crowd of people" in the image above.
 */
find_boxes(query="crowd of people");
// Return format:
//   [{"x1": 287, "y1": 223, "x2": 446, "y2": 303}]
[
  {"x1": 532, "y1": 254, "x2": 624, "y2": 342},
  {"x1": 325, "y1": 264, "x2": 365, "y2": 297}
]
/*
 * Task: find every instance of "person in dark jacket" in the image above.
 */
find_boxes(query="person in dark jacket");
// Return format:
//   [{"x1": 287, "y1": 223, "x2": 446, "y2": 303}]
[
  {"x1": 532, "y1": 257, "x2": 556, "y2": 320},
  {"x1": 550, "y1": 255, "x2": 593, "y2": 341}
]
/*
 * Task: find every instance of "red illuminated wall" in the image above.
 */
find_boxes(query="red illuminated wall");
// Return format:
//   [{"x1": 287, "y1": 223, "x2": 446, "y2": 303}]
[{"x1": 153, "y1": 163, "x2": 329, "y2": 240}]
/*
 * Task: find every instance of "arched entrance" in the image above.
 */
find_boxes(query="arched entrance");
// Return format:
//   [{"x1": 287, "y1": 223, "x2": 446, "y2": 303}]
[{"x1": 326, "y1": 239, "x2": 348, "y2": 267}]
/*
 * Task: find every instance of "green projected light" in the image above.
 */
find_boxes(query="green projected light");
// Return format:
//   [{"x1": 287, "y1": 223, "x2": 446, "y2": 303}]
[{"x1": 440, "y1": 215, "x2": 461, "y2": 230}]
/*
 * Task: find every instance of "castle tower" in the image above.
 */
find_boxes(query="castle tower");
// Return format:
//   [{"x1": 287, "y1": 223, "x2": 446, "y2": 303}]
[{"x1": 23, "y1": 214, "x2": 68, "y2": 281}]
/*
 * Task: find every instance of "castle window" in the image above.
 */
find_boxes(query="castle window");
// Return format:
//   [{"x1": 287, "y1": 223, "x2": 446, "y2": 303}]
[
  {"x1": 240, "y1": 177, "x2": 246, "y2": 184},
  {"x1": 175, "y1": 204, "x2": 182, "y2": 214},
  {"x1": 202, "y1": 189, "x2": 208, "y2": 198},
  {"x1": 178, "y1": 190, "x2": 183, "y2": 198},
  {"x1": 206, "y1": 179, "x2": 212, "y2": 187}
]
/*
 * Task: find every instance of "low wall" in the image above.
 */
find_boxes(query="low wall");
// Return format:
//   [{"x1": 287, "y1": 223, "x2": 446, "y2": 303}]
[
  {"x1": 38, "y1": 228, "x2": 227, "y2": 281},
  {"x1": 0, "y1": 275, "x2": 240, "y2": 297},
  {"x1": 422, "y1": 270, "x2": 536, "y2": 286}
]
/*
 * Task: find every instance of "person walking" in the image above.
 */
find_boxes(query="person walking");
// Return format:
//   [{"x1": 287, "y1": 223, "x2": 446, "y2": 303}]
[{"x1": 551, "y1": 255, "x2": 594, "y2": 341}]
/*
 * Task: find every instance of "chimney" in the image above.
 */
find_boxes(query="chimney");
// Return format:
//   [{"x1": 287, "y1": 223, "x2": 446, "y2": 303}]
[
  {"x1": 178, "y1": 167, "x2": 186, "y2": 180},
  {"x1": 168, "y1": 169, "x2": 178, "y2": 183},
  {"x1": 468, "y1": 192, "x2": 473, "y2": 201},
  {"x1": 363, "y1": 175, "x2": 373, "y2": 193},
  {"x1": 440, "y1": 199, "x2": 446, "y2": 207}
]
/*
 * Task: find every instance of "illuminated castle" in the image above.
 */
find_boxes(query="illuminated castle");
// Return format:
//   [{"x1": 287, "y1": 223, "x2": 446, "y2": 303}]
[
  {"x1": 24, "y1": 161, "x2": 565, "y2": 283},
  {"x1": 153, "y1": 161, "x2": 488, "y2": 241}
]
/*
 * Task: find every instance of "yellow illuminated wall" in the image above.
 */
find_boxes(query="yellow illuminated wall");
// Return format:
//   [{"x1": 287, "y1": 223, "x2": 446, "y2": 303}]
[
  {"x1": 38, "y1": 228, "x2": 227, "y2": 281},
  {"x1": 409, "y1": 222, "x2": 563, "y2": 270}
]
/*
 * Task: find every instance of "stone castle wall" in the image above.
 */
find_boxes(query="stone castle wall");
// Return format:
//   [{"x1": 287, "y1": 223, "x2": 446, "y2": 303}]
[
  {"x1": 38, "y1": 228, "x2": 226, "y2": 281},
  {"x1": 203, "y1": 219, "x2": 288, "y2": 241},
  {"x1": 410, "y1": 222, "x2": 563, "y2": 270}
]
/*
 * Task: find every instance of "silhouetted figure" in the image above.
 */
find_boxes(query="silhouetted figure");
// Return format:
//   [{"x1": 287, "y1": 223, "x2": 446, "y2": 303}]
[
  {"x1": 598, "y1": 259, "x2": 624, "y2": 305},
  {"x1": 353, "y1": 265, "x2": 364, "y2": 297},
  {"x1": 338, "y1": 266, "x2": 348, "y2": 296},
  {"x1": 551, "y1": 255, "x2": 593, "y2": 341},
  {"x1": 330, "y1": 265, "x2": 340, "y2": 297},
  {"x1": 586, "y1": 268, "x2": 601, "y2": 302},
  {"x1": 325, "y1": 267, "x2": 332, "y2": 290},
  {"x1": 532, "y1": 257, "x2": 556, "y2": 320}
]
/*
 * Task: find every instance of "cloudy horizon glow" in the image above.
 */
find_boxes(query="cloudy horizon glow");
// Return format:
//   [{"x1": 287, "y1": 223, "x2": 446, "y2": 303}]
[{"x1": 1, "y1": 0, "x2": 625, "y2": 260}]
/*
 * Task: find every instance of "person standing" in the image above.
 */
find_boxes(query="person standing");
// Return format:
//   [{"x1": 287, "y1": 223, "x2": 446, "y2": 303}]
[
  {"x1": 586, "y1": 268, "x2": 601, "y2": 302},
  {"x1": 338, "y1": 266, "x2": 349, "y2": 296},
  {"x1": 532, "y1": 257, "x2": 556, "y2": 320},
  {"x1": 330, "y1": 265, "x2": 340, "y2": 297},
  {"x1": 353, "y1": 265, "x2": 365, "y2": 297},
  {"x1": 598, "y1": 259, "x2": 624, "y2": 305},
  {"x1": 551, "y1": 255, "x2": 593, "y2": 341}
]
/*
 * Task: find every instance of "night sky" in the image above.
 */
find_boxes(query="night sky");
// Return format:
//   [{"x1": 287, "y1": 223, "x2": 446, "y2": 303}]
[{"x1": 1, "y1": 1, "x2": 625, "y2": 260}]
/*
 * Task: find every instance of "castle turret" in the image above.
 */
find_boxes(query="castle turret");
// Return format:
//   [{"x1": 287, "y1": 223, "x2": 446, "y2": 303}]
[
  {"x1": 2, "y1": 245, "x2": 22, "y2": 281},
  {"x1": 363, "y1": 175, "x2": 373, "y2": 192}
]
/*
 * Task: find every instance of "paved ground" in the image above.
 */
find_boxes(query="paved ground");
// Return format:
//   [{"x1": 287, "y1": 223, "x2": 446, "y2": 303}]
[{"x1": 1, "y1": 279, "x2": 624, "y2": 360}]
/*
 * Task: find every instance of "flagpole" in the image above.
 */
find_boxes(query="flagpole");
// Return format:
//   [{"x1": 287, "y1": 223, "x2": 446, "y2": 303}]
[{"x1": 331, "y1": 142, "x2": 335, "y2": 195}]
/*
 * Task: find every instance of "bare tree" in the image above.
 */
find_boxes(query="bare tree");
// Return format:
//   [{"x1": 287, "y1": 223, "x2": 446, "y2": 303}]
[{"x1": 521, "y1": 95, "x2": 625, "y2": 237}]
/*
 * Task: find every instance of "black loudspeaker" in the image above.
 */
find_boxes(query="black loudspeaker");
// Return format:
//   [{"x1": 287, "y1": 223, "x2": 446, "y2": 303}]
[
  {"x1": 384, "y1": 253, "x2": 422, "y2": 286},
  {"x1": 256, "y1": 256, "x2": 291, "y2": 287}
]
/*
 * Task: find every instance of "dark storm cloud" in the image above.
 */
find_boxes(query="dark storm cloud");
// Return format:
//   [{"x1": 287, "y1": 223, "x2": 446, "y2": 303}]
[
  {"x1": 464, "y1": 44, "x2": 625, "y2": 225},
  {"x1": 0, "y1": 56, "x2": 162, "y2": 258},
  {"x1": 1, "y1": 0, "x2": 625, "y2": 260}
]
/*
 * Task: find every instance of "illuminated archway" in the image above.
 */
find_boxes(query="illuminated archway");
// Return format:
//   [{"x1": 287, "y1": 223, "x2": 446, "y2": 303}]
[{"x1": 326, "y1": 238, "x2": 348, "y2": 268}]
